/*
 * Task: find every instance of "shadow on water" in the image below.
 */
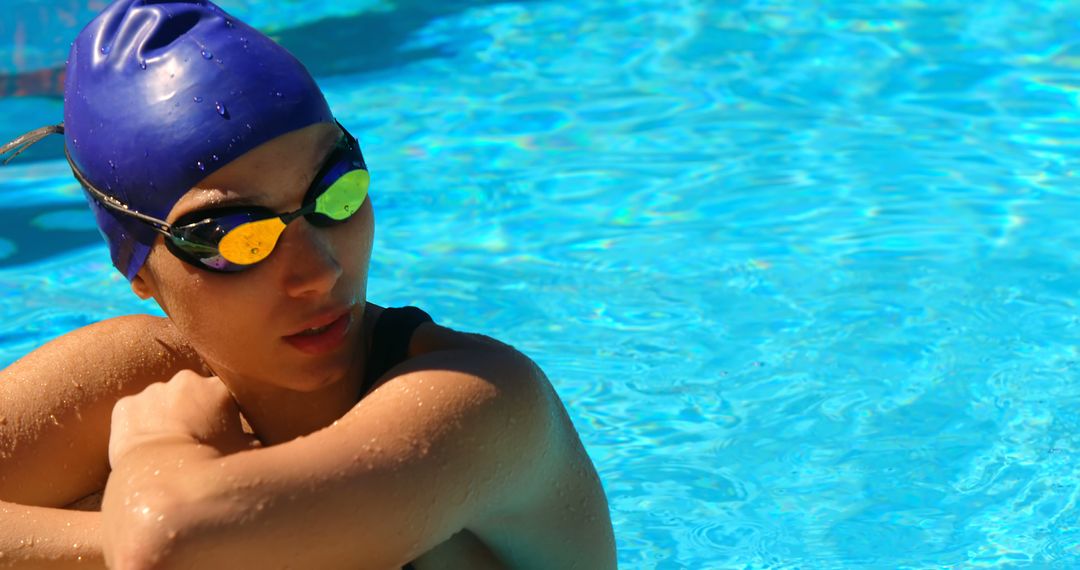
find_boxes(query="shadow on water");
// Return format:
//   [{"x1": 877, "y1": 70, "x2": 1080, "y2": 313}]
[
  {"x1": 0, "y1": 0, "x2": 528, "y2": 163},
  {"x1": 274, "y1": 0, "x2": 529, "y2": 77},
  {"x1": 0, "y1": 204, "x2": 101, "y2": 268}
]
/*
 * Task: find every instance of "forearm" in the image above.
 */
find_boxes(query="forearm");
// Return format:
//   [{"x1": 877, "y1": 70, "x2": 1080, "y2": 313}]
[{"x1": 0, "y1": 502, "x2": 105, "y2": 569}]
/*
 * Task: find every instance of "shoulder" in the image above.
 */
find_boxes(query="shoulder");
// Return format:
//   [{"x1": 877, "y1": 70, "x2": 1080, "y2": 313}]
[
  {"x1": 0, "y1": 314, "x2": 206, "y2": 506},
  {"x1": 375, "y1": 318, "x2": 617, "y2": 567},
  {"x1": 369, "y1": 316, "x2": 617, "y2": 566},
  {"x1": 7, "y1": 314, "x2": 202, "y2": 373},
  {"x1": 365, "y1": 304, "x2": 535, "y2": 392}
]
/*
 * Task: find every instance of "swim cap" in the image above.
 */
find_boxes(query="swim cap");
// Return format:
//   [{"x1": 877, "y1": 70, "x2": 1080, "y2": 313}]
[{"x1": 64, "y1": 0, "x2": 334, "y2": 280}]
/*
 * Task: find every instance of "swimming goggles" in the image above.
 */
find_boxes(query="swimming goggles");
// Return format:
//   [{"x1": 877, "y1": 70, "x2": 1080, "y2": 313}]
[{"x1": 0, "y1": 123, "x2": 369, "y2": 273}]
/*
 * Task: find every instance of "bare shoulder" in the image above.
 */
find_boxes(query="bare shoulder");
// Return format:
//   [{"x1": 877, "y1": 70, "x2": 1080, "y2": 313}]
[
  {"x1": 0, "y1": 314, "x2": 205, "y2": 506},
  {"x1": 386, "y1": 321, "x2": 618, "y2": 569}
]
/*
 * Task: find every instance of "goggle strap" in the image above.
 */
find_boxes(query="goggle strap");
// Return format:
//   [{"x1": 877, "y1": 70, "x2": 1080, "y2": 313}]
[
  {"x1": 65, "y1": 149, "x2": 173, "y2": 236},
  {"x1": 0, "y1": 123, "x2": 65, "y2": 166},
  {"x1": 1, "y1": 123, "x2": 173, "y2": 237}
]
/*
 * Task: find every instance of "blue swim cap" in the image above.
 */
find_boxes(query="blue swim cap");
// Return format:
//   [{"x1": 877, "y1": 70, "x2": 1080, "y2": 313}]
[{"x1": 64, "y1": 0, "x2": 333, "y2": 280}]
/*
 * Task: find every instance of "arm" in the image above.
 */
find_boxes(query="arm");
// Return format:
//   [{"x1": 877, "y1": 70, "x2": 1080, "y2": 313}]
[
  {"x1": 0, "y1": 504, "x2": 103, "y2": 568},
  {"x1": 0, "y1": 315, "x2": 206, "y2": 568},
  {"x1": 103, "y1": 345, "x2": 612, "y2": 570}
]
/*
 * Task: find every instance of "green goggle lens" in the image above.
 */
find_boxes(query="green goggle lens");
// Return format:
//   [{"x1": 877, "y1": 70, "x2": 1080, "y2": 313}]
[{"x1": 315, "y1": 169, "x2": 370, "y2": 221}]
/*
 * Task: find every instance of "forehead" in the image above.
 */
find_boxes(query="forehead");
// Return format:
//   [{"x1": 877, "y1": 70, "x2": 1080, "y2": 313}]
[{"x1": 169, "y1": 122, "x2": 340, "y2": 217}]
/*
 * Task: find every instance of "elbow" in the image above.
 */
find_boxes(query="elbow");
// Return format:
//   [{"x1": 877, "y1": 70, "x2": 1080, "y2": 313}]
[
  {"x1": 102, "y1": 468, "x2": 237, "y2": 570},
  {"x1": 103, "y1": 489, "x2": 205, "y2": 570},
  {"x1": 103, "y1": 500, "x2": 184, "y2": 570}
]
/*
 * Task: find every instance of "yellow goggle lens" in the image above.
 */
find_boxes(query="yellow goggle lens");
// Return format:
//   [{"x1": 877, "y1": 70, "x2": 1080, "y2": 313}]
[{"x1": 217, "y1": 218, "x2": 288, "y2": 265}]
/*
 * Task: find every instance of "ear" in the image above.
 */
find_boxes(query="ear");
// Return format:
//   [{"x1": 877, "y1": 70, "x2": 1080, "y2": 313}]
[{"x1": 130, "y1": 265, "x2": 158, "y2": 300}]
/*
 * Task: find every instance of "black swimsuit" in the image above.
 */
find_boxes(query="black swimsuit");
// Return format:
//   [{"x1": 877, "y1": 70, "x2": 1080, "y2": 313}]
[
  {"x1": 361, "y1": 306, "x2": 432, "y2": 395},
  {"x1": 361, "y1": 306, "x2": 433, "y2": 570}
]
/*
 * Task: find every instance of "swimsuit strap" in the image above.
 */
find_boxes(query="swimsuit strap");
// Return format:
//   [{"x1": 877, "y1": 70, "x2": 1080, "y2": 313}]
[{"x1": 362, "y1": 306, "x2": 433, "y2": 396}]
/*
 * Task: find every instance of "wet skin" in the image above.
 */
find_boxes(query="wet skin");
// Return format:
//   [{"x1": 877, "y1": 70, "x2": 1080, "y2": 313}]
[{"x1": 0, "y1": 124, "x2": 617, "y2": 569}]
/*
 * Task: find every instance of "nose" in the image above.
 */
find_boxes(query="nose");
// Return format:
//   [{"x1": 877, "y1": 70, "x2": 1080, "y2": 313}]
[{"x1": 278, "y1": 221, "x2": 343, "y2": 298}]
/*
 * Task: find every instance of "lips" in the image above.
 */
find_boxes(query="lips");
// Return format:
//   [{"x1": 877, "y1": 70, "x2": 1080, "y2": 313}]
[{"x1": 283, "y1": 310, "x2": 352, "y2": 355}]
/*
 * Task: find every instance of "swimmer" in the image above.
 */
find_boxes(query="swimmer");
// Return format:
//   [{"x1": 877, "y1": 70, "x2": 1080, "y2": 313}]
[{"x1": 0, "y1": 1, "x2": 616, "y2": 568}]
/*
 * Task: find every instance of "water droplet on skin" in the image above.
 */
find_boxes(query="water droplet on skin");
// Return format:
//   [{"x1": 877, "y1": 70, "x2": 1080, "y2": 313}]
[
  {"x1": 196, "y1": 161, "x2": 205, "y2": 171},
  {"x1": 201, "y1": 49, "x2": 213, "y2": 60},
  {"x1": 193, "y1": 96, "x2": 203, "y2": 103}
]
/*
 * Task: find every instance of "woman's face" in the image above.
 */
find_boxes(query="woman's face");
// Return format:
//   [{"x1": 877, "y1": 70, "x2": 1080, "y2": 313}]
[{"x1": 131, "y1": 122, "x2": 375, "y2": 395}]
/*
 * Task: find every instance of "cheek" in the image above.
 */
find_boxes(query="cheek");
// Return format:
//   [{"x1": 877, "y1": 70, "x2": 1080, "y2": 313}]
[{"x1": 145, "y1": 249, "x2": 268, "y2": 356}]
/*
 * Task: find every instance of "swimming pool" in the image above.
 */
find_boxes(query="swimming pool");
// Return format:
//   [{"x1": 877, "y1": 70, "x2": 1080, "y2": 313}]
[{"x1": 3, "y1": 0, "x2": 1080, "y2": 567}]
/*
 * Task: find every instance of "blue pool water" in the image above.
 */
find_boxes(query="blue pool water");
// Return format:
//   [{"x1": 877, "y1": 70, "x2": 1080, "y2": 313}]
[{"x1": 3, "y1": 0, "x2": 1080, "y2": 567}]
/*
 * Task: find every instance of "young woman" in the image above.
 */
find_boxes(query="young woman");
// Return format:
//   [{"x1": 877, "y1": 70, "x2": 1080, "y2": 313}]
[{"x1": 0, "y1": 1, "x2": 616, "y2": 568}]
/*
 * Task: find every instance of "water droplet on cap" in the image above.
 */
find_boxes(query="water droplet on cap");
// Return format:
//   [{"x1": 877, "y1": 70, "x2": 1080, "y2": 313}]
[
  {"x1": 139, "y1": 60, "x2": 147, "y2": 70},
  {"x1": 201, "y1": 49, "x2": 213, "y2": 60},
  {"x1": 100, "y1": 44, "x2": 111, "y2": 55},
  {"x1": 274, "y1": 91, "x2": 284, "y2": 98},
  {"x1": 215, "y1": 102, "x2": 229, "y2": 118},
  {"x1": 212, "y1": 154, "x2": 219, "y2": 162},
  {"x1": 193, "y1": 96, "x2": 204, "y2": 103},
  {"x1": 225, "y1": 19, "x2": 234, "y2": 28},
  {"x1": 196, "y1": 161, "x2": 206, "y2": 171}
]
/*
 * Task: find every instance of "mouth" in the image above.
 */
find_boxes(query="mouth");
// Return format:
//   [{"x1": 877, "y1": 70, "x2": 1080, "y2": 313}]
[{"x1": 283, "y1": 310, "x2": 353, "y2": 355}]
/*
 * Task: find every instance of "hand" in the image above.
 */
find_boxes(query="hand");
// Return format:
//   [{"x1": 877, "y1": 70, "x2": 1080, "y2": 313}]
[{"x1": 108, "y1": 370, "x2": 257, "y2": 468}]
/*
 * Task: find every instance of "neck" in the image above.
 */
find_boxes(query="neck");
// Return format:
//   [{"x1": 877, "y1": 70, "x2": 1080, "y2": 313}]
[
  {"x1": 234, "y1": 380, "x2": 358, "y2": 446},
  {"x1": 220, "y1": 306, "x2": 377, "y2": 446}
]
